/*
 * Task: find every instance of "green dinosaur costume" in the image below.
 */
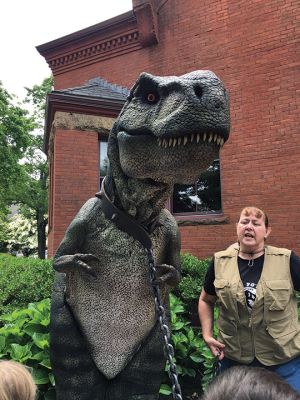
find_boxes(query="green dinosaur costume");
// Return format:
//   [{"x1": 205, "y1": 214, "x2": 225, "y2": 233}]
[{"x1": 51, "y1": 70, "x2": 230, "y2": 400}]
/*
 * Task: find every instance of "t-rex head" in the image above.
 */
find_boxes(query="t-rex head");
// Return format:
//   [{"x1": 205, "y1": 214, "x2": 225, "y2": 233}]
[
  {"x1": 108, "y1": 70, "x2": 230, "y2": 185},
  {"x1": 106, "y1": 70, "x2": 230, "y2": 223}
]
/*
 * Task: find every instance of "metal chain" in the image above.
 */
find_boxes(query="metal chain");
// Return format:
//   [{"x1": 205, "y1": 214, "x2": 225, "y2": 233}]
[{"x1": 146, "y1": 248, "x2": 183, "y2": 400}]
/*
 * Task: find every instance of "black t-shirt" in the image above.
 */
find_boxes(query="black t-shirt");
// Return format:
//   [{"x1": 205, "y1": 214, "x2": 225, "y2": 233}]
[{"x1": 204, "y1": 251, "x2": 300, "y2": 312}]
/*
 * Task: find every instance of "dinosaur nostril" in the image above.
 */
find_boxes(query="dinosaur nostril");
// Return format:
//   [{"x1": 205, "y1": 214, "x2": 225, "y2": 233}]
[
  {"x1": 194, "y1": 85, "x2": 203, "y2": 99},
  {"x1": 214, "y1": 100, "x2": 223, "y2": 109}
]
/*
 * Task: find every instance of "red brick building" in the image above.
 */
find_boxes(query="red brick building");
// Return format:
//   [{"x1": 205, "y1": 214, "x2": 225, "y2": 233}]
[{"x1": 37, "y1": 0, "x2": 300, "y2": 258}]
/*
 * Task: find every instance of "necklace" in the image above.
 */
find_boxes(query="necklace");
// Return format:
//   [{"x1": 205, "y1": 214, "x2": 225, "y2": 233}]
[{"x1": 238, "y1": 248, "x2": 265, "y2": 267}]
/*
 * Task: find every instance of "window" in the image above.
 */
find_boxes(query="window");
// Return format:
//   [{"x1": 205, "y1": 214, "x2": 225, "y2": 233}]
[
  {"x1": 99, "y1": 139, "x2": 108, "y2": 188},
  {"x1": 171, "y1": 159, "x2": 222, "y2": 215}
]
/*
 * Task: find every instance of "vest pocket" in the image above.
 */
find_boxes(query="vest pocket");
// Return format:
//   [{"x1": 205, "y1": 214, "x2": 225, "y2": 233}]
[
  {"x1": 267, "y1": 320, "x2": 297, "y2": 339},
  {"x1": 214, "y1": 278, "x2": 238, "y2": 314},
  {"x1": 214, "y1": 279, "x2": 230, "y2": 300},
  {"x1": 218, "y1": 324, "x2": 241, "y2": 359},
  {"x1": 266, "y1": 318, "x2": 298, "y2": 357},
  {"x1": 264, "y1": 280, "x2": 291, "y2": 312}
]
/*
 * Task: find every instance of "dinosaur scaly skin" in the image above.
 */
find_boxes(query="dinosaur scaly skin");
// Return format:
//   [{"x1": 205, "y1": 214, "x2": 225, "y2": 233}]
[{"x1": 51, "y1": 70, "x2": 230, "y2": 400}]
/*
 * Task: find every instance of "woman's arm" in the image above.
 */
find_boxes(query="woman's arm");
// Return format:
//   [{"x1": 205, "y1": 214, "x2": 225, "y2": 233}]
[{"x1": 198, "y1": 288, "x2": 225, "y2": 360}]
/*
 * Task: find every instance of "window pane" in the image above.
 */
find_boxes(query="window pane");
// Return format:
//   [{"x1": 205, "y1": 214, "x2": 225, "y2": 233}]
[
  {"x1": 172, "y1": 159, "x2": 222, "y2": 214},
  {"x1": 99, "y1": 140, "x2": 108, "y2": 177}
]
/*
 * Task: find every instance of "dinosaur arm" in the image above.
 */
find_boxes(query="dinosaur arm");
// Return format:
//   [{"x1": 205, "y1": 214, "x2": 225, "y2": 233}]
[
  {"x1": 53, "y1": 198, "x2": 99, "y2": 277},
  {"x1": 154, "y1": 211, "x2": 181, "y2": 288}
]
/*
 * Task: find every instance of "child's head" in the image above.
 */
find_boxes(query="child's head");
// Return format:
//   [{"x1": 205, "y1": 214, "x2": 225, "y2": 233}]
[{"x1": 0, "y1": 360, "x2": 36, "y2": 400}]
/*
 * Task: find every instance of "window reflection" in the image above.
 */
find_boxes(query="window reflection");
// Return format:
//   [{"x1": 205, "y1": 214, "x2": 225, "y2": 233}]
[
  {"x1": 99, "y1": 140, "x2": 109, "y2": 188},
  {"x1": 172, "y1": 159, "x2": 222, "y2": 214}
]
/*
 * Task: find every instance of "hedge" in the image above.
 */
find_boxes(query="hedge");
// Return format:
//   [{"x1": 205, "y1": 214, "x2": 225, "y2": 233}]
[{"x1": 0, "y1": 254, "x2": 54, "y2": 315}]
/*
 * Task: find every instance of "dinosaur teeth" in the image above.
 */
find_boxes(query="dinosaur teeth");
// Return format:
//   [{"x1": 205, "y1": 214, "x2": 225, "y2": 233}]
[{"x1": 157, "y1": 132, "x2": 224, "y2": 148}]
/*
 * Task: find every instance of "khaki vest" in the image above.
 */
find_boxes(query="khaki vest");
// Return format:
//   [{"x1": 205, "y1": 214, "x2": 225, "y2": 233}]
[{"x1": 214, "y1": 245, "x2": 300, "y2": 365}]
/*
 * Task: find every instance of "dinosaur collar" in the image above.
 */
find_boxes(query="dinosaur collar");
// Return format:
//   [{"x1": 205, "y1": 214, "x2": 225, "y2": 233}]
[{"x1": 96, "y1": 178, "x2": 158, "y2": 249}]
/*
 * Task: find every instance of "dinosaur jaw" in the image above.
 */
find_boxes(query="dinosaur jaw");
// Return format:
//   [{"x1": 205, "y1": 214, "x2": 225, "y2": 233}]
[
  {"x1": 117, "y1": 131, "x2": 221, "y2": 184},
  {"x1": 157, "y1": 132, "x2": 225, "y2": 148}
]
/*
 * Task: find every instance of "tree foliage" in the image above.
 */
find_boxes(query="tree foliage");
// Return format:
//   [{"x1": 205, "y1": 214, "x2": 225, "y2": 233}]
[
  {"x1": 12, "y1": 77, "x2": 53, "y2": 258},
  {"x1": 0, "y1": 82, "x2": 34, "y2": 213},
  {"x1": 0, "y1": 77, "x2": 53, "y2": 258}
]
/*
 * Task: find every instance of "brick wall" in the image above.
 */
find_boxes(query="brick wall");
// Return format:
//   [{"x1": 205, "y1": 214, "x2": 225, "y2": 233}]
[
  {"x1": 48, "y1": 129, "x2": 99, "y2": 255},
  {"x1": 49, "y1": 0, "x2": 299, "y2": 258}
]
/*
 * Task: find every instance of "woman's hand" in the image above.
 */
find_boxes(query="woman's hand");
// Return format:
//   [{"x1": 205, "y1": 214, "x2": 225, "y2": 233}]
[
  {"x1": 204, "y1": 336, "x2": 225, "y2": 360},
  {"x1": 198, "y1": 289, "x2": 225, "y2": 360}
]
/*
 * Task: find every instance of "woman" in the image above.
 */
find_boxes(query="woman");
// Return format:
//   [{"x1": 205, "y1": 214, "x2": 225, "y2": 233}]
[{"x1": 198, "y1": 206, "x2": 300, "y2": 392}]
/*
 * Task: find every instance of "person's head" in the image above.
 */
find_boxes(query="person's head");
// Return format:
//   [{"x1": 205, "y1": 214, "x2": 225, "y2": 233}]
[
  {"x1": 0, "y1": 360, "x2": 36, "y2": 400},
  {"x1": 236, "y1": 206, "x2": 271, "y2": 252},
  {"x1": 202, "y1": 366, "x2": 300, "y2": 400}
]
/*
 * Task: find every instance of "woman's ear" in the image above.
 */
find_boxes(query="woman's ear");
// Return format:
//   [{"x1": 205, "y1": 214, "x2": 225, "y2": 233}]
[{"x1": 264, "y1": 227, "x2": 272, "y2": 240}]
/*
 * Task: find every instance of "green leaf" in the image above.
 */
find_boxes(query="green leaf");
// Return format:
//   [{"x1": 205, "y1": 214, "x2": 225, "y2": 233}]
[
  {"x1": 159, "y1": 384, "x2": 172, "y2": 395},
  {"x1": 187, "y1": 329, "x2": 194, "y2": 341},
  {"x1": 24, "y1": 324, "x2": 47, "y2": 336},
  {"x1": 40, "y1": 358, "x2": 51, "y2": 369},
  {"x1": 172, "y1": 321, "x2": 185, "y2": 330},
  {"x1": 31, "y1": 333, "x2": 49, "y2": 350},
  {"x1": 32, "y1": 367, "x2": 50, "y2": 385},
  {"x1": 48, "y1": 372, "x2": 55, "y2": 386},
  {"x1": 0, "y1": 325, "x2": 22, "y2": 337},
  {"x1": 0, "y1": 336, "x2": 5, "y2": 352},
  {"x1": 31, "y1": 350, "x2": 46, "y2": 362},
  {"x1": 9, "y1": 343, "x2": 32, "y2": 362},
  {"x1": 189, "y1": 352, "x2": 204, "y2": 363},
  {"x1": 182, "y1": 367, "x2": 196, "y2": 377}
]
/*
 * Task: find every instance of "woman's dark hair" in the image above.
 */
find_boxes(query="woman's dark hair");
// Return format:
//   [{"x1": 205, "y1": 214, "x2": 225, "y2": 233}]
[{"x1": 201, "y1": 366, "x2": 300, "y2": 400}]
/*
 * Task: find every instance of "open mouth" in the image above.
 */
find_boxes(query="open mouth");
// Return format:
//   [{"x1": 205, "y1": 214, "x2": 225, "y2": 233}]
[
  {"x1": 157, "y1": 132, "x2": 225, "y2": 148},
  {"x1": 244, "y1": 233, "x2": 254, "y2": 238},
  {"x1": 118, "y1": 130, "x2": 226, "y2": 149},
  {"x1": 117, "y1": 129, "x2": 223, "y2": 183}
]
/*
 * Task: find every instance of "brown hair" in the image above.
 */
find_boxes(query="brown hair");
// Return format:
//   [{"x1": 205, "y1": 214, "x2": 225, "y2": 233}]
[
  {"x1": 201, "y1": 366, "x2": 300, "y2": 400},
  {"x1": 0, "y1": 361, "x2": 36, "y2": 400},
  {"x1": 239, "y1": 206, "x2": 269, "y2": 229}
]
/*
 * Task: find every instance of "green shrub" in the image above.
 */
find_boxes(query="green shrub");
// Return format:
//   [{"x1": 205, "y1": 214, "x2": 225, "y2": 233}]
[
  {"x1": 0, "y1": 254, "x2": 54, "y2": 314},
  {"x1": 173, "y1": 253, "x2": 211, "y2": 323},
  {"x1": 159, "y1": 293, "x2": 217, "y2": 399},
  {"x1": 0, "y1": 299, "x2": 55, "y2": 399},
  {"x1": 159, "y1": 253, "x2": 215, "y2": 398}
]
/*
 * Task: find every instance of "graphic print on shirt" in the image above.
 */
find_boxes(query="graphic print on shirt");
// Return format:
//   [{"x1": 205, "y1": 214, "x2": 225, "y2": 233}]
[{"x1": 244, "y1": 282, "x2": 257, "y2": 312}]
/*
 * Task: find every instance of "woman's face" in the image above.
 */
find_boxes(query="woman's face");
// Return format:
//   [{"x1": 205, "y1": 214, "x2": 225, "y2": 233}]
[{"x1": 236, "y1": 210, "x2": 271, "y2": 251}]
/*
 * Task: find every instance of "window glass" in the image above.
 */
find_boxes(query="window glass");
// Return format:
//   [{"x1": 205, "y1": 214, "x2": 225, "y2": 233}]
[
  {"x1": 172, "y1": 159, "x2": 222, "y2": 214},
  {"x1": 99, "y1": 139, "x2": 108, "y2": 188}
]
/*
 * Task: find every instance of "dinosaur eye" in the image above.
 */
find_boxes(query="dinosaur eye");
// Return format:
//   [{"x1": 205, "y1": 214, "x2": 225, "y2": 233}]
[{"x1": 145, "y1": 92, "x2": 159, "y2": 104}]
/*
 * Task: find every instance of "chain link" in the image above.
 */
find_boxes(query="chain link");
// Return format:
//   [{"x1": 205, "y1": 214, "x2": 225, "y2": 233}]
[{"x1": 146, "y1": 248, "x2": 183, "y2": 400}]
